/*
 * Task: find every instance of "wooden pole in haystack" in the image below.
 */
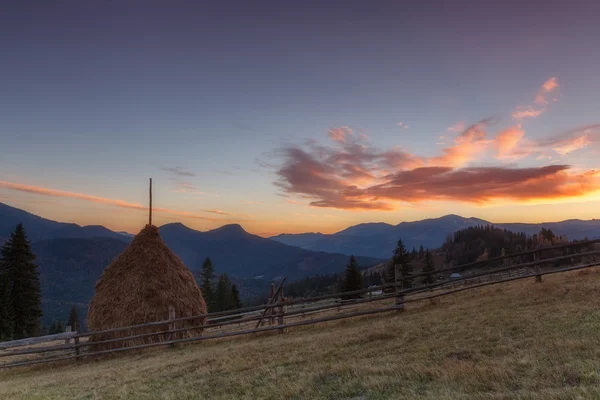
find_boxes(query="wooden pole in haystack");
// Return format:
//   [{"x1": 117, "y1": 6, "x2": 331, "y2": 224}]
[{"x1": 149, "y1": 178, "x2": 153, "y2": 226}]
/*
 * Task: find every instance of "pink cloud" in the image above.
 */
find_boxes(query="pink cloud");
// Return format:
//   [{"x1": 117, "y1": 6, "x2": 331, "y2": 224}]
[
  {"x1": 328, "y1": 126, "x2": 352, "y2": 142},
  {"x1": 0, "y1": 180, "x2": 229, "y2": 221},
  {"x1": 536, "y1": 77, "x2": 559, "y2": 104},
  {"x1": 447, "y1": 121, "x2": 465, "y2": 132},
  {"x1": 553, "y1": 135, "x2": 592, "y2": 156},
  {"x1": 274, "y1": 122, "x2": 600, "y2": 211},
  {"x1": 512, "y1": 107, "x2": 545, "y2": 120},
  {"x1": 512, "y1": 77, "x2": 560, "y2": 120},
  {"x1": 494, "y1": 125, "x2": 527, "y2": 159},
  {"x1": 429, "y1": 119, "x2": 492, "y2": 167}
]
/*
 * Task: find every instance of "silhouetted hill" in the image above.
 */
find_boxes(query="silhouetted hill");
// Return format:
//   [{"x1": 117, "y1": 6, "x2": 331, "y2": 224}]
[
  {"x1": 270, "y1": 215, "x2": 600, "y2": 258},
  {"x1": 0, "y1": 202, "x2": 128, "y2": 242},
  {"x1": 159, "y1": 223, "x2": 382, "y2": 280}
]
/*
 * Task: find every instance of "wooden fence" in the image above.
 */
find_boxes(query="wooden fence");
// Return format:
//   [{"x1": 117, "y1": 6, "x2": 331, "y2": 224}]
[{"x1": 2, "y1": 238, "x2": 599, "y2": 369}]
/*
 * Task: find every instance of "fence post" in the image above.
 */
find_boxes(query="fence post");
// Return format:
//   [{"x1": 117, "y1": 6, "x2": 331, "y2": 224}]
[
  {"x1": 64, "y1": 325, "x2": 71, "y2": 345},
  {"x1": 534, "y1": 252, "x2": 542, "y2": 283},
  {"x1": 278, "y1": 286, "x2": 285, "y2": 334},
  {"x1": 394, "y1": 264, "x2": 404, "y2": 311},
  {"x1": 168, "y1": 305, "x2": 176, "y2": 347},
  {"x1": 269, "y1": 283, "x2": 275, "y2": 326}
]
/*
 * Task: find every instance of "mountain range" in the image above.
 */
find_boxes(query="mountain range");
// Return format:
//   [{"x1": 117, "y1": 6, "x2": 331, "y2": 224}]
[
  {"x1": 0, "y1": 202, "x2": 382, "y2": 326},
  {"x1": 3, "y1": 201, "x2": 600, "y2": 326},
  {"x1": 271, "y1": 214, "x2": 600, "y2": 258}
]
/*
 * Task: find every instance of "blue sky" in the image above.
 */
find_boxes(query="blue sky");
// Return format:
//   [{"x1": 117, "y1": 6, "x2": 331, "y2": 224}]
[{"x1": 1, "y1": 1, "x2": 600, "y2": 235}]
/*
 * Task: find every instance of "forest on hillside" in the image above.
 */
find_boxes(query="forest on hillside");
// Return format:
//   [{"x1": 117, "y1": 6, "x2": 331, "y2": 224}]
[{"x1": 284, "y1": 225, "x2": 579, "y2": 299}]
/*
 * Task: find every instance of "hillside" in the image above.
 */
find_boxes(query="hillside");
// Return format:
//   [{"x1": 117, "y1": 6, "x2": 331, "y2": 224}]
[
  {"x1": 271, "y1": 215, "x2": 600, "y2": 258},
  {"x1": 28, "y1": 223, "x2": 381, "y2": 327},
  {"x1": 159, "y1": 223, "x2": 381, "y2": 280},
  {"x1": 0, "y1": 202, "x2": 128, "y2": 242},
  {"x1": 2, "y1": 267, "x2": 599, "y2": 399}
]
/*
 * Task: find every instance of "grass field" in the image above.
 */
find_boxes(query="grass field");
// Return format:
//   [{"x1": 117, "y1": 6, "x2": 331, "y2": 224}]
[{"x1": 2, "y1": 267, "x2": 600, "y2": 399}]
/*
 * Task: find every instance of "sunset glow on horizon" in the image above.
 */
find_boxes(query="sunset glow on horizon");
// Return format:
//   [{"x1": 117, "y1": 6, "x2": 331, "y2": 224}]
[{"x1": 1, "y1": 2, "x2": 599, "y2": 236}]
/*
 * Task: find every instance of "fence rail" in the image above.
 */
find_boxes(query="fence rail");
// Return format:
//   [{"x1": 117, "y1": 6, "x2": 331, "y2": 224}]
[{"x1": 2, "y1": 237, "x2": 599, "y2": 369}]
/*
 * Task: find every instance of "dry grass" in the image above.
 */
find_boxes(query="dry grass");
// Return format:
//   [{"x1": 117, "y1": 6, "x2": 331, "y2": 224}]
[{"x1": 2, "y1": 268, "x2": 600, "y2": 399}]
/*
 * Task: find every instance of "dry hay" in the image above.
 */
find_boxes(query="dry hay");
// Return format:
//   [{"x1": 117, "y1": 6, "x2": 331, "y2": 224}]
[{"x1": 87, "y1": 225, "x2": 207, "y2": 350}]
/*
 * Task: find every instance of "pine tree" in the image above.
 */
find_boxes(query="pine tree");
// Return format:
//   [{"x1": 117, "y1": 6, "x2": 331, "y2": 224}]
[
  {"x1": 1, "y1": 224, "x2": 42, "y2": 338},
  {"x1": 215, "y1": 273, "x2": 233, "y2": 312},
  {"x1": 418, "y1": 245, "x2": 425, "y2": 259},
  {"x1": 56, "y1": 321, "x2": 63, "y2": 333},
  {"x1": 0, "y1": 272, "x2": 14, "y2": 341},
  {"x1": 387, "y1": 239, "x2": 413, "y2": 289},
  {"x1": 199, "y1": 258, "x2": 216, "y2": 312},
  {"x1": 230, "y1": 284, "x2": 243, "y2": 309},
  {"x1": 67, "y1": 305, "x2": 81, "y2": 332},
  {"x1": 422, "y1": 250, "x2": 436, "y2": 285},
  {"x1": 342, "y1": 255, "x2": 362, "y2": 299},
  {"x1": 49, "y1": 321, "x2": 57, "y2": 334}
]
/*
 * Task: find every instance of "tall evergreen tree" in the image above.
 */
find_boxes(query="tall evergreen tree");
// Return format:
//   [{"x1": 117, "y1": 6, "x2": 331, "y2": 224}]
[
  {"x1": 422, "y1": 250, "x2": 436, "y2": 285},
  {"x1": 0, "y1": 272, "x2": 14, "y2": 341},
  {"x1": 215, "y1": 273, "x2": 233, "y2": 312},
  {"x1": 67, "y1": 305, "x2": 81, "y2": 332},
  {"x1": 199, "y1": 258, "x2": 216, "y2": 312},
  {"x1": 342, "y1": 255, "x2": 362, "y2": 299},
  {"x1": 49, "y1": 321, "x2": 57, "y2": 335},
  {"x1": 230, "y1": 284, "x2": 243, "y2": 309},
  {"x1": 1, "y1": 224, "x2": 42, "y2": 338},
  {"x1": 418, "y1": 245, "x2": 425, "y2": 259},
  {"x1": 411, "y1": 247, "x2": 418, "y2": 258},
  {"x1": 387, "y1": 239, "x2": 413, "y2": 289}
]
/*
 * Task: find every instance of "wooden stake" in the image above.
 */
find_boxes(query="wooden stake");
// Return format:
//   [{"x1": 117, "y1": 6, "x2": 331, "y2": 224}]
[
  {"x1": 394, "y1": 264, "x2": 404, "y2": 311},
  {"x1": 149, "y1": 178, "x2": 153, "y2": 226},
  {"x1": 534, "y1": 252, "x2": 542, "y2": 283},
  {"x1": 278, "y1": 286, "x2": 285, "y2": 334},
  {"x1": 269, "y1": 283, "x2": 275, "y2": 326}
]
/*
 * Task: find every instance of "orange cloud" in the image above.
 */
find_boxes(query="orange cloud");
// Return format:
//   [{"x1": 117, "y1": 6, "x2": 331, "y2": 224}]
[
  {"x1": 430, "y1": 119, "x2": 491, "y2": 167},
  {"x1": 495, "y1": 125, "x2": 527, "y2": 159},
  {"x1": 274, "y1": 123, "x2": 600, "y2": 211},
  {"x1": 0, "y1": 181, "x2": 229, "y2": 221}
]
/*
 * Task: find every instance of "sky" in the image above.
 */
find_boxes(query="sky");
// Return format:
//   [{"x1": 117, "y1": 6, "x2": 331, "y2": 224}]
[{"x1": 1, "y1": 0, "x2": 600, "y2": 236}]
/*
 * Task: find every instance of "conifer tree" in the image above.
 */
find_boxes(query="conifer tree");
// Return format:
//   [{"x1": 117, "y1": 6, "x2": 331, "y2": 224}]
[
  {"x1": 411, "y1": 247, "x2": 418, "y2": 258},
  {"x1": 418, "y1": 245, "x2": 425, "y2": 259},
  {"x1": 342, "y1": 255, "x2": 362, "y2": 299},
  {"x1": 230, "y1": 284, "x2": 243, "y2": 309},
  {"x1": 1, "y1": 224, "x2": 42, "y2": 338},
  {"x1": 49, "y1": 321, "x2": 57, "y2": 334},
  {"x1": 0, "y1": 272, "x2": 14, "y2": 341},
  {"x1": 215, "y1": 273, "x2": 233, "y2": 312},
  {"x1": 199, "y1": 258, "x2": 216, "y2": 312},
  {"x1": 67, "y1": 305, "x2": 81, "y2": 332},
  {"x1": 422, "y1": 250, "x2": 436, "y2": 285},
  {"x1": 387, "y1": 239, "x2": 412, "y2": 289}
]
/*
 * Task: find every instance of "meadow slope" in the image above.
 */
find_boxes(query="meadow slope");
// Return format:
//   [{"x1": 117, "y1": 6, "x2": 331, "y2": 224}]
[{"x1": 2, "y1": 268, "x2": 600, "y2": 399}]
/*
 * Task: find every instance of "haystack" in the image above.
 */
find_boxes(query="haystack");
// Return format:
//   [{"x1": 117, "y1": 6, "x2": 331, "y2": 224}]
[{"x1": 87, "y1": 224, "x2": 207, "y2": 350}]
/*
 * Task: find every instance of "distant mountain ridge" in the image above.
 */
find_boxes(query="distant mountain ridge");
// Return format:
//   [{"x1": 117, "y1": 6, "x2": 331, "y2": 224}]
[
  {"x1": 271, "y1": 214, "x2": 600, "y2": 258},
  {"x1": 0, "y1": 202, "x2": 382, "y2": 326},
  {"x1": 0, "y1": 202, "x2": 129, "y2": 242}
]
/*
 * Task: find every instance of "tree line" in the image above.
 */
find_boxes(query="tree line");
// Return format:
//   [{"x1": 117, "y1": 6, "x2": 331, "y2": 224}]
[{"x1": 198, "y1": 258, "x2": 243, "y2": 313}]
